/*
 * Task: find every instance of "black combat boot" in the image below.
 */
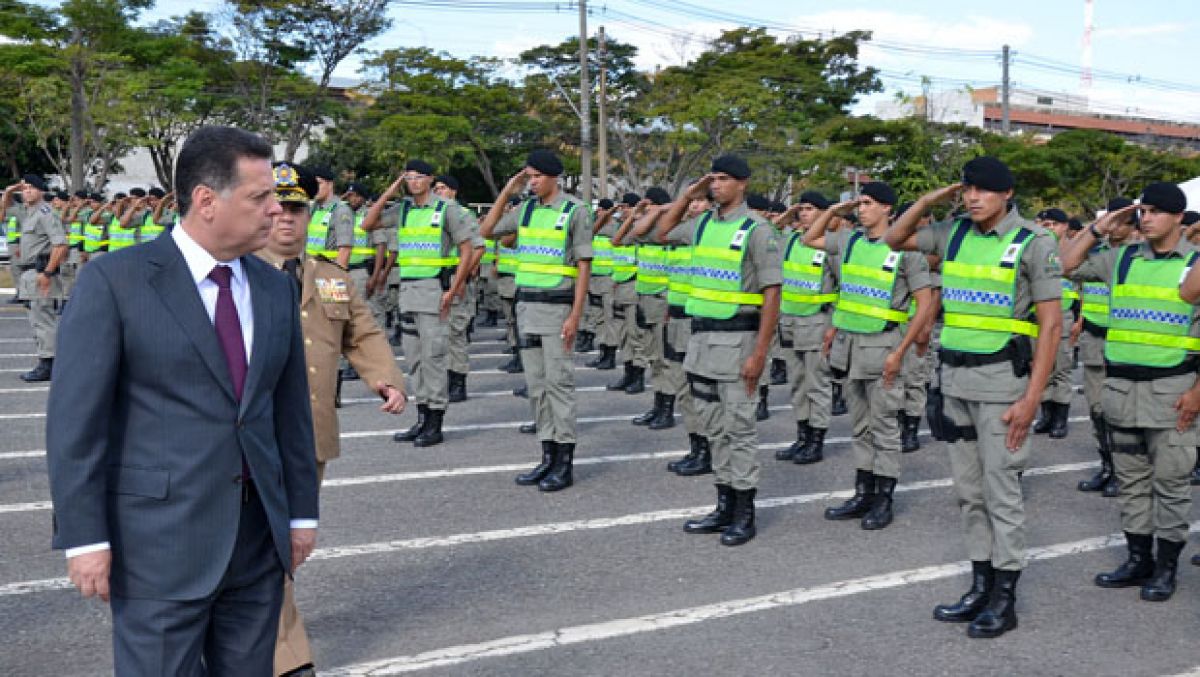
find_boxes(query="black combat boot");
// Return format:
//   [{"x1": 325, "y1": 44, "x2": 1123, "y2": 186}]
[
  {"x1": 756, "y1": 385, "x2": 770, "y2": 421},
  {"x1": 793, "y1": 427, "x2": 826, "y2": 464},
  {"x1": 770, "y1": 358, "x2": 787, "y2": 385},
  {"x1": 825, "y1": 469, "x2": 876, "y2": 520},
  {"x1": 776, "y1": 421, "x2": 809, "y2": 461},
  {"x1": 648, "y1": 394, "x2": 676, "y2": 430},
  {"x1": 1049, "y1": 401, "x2": 1070, "y2": 439},
  {"x1": 632, "y1": 392, "x2": 663, "y2": 426},
  {"x1": 861, "y1": 475, "x2": 896, "y2": 530},
  {"x1": 831, "y1": 382, "x2": 847, "y2": 416},
  {"x1": 516, "y1": 441, "x2": 557, "y2": 486},
  {"x1": 393, "y1": 404, "x2": 428, "y2": 442},
  {"x1": 513, "y1": 383, "x2": 528, "y2": 398},
  {"x1": 1032, "y1": 401, "x2": 1053, "y2": 434},
  {"x1": 934, "y1": 561, "x2": 993, "y2": 622},
  {"x1": 675, "y1": 437, "x2": 712, "y2": 476},
  {"x1": 587, "y1": 345, "x2": 617, "y2": 370},
  {"x1": 19, "y1": 358, "x2": 52, "y2": 383},
  {"x1": 720, "y1": 488, "x2": 757, "y2": 546},
  {"x1": 668, "y1": 434, "x2": 704, "y2": 473},
  {"x1": 683, "y1": 484, "x2": 735, "y2": 533},
  {"x1": 574, "y1": 330, "x2": 595, "y2": 353},
  {"x1": 1079, "y1": 413, "x2": 1115, "y2": 492},
  {"x1": 624, "y1": 365, "x2": 646, "y2": 394},
  {"x1": 341, "y1": 365, "x2": 360, "y2": 381},
  {"x1": 413, "y1": 408, "x2": 445, "y2": 447},
  {"x1": 478, "y1": 309, "x2": 498, "y2": 327},
  {"x1": 538, "y1": 443, "x2": 575, "y2": 492},
  {"x1": 607, "y1": 362, "x2": 637, "y2": 391},
  {"x1": 448, "y1": 370, "x2": 467, "y2": 403},
  {"x1": 1140, "y1": 538, "x2": 1184, "y2": 602},
  {"x1": 501, "y1": 352, "x2": 523, "y2": 374},
  {"x1": 901, "y1": 413, "x2": 921, "y2": 453},
  {"x1": 1095, "y1": 532, "x2": 1155, "y2": 588},
  {"x1": 967, "y1": 569, "x2": 1019, "y2": 638},
  {"x1": 519, "y1": 422, "x2": 537, "y2": 434}
]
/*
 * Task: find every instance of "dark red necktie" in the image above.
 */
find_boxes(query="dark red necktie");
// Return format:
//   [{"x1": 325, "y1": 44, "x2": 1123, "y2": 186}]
[{"x1": 208, "y1": 265, "x2": 247, "y2": 401}]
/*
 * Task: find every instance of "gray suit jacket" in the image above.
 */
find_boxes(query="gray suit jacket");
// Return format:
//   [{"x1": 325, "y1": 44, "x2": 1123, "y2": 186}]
[{"x1": 46, "y1": 233, "x2": 318, "y2": 600}]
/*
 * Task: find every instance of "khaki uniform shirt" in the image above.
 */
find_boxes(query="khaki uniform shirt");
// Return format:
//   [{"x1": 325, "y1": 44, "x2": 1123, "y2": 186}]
[
  {"x1": 316, "y1": 198, "x2": 355, "y2": 252},
  {"x1": 17, "y1": 201, "x2": 67, "y2": 265},
  {"x1": 916, "y1": 208, "x2": 1061, "y2": 403},
  {"x1": 381, "y1": 196, "x2": 478, "y2": 313}
]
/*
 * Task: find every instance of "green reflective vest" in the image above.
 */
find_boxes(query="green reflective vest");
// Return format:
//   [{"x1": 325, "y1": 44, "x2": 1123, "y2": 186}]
[
  {"x1": 1061, "y1": 278, "x2": 1080, "y2": 304},
  {"x1": 514, "y1": 199, "x2": 578, "y2": 289},
  {"x1": 140, "y1": 212, "x2": 165, "y2": 243},
  {"x1": 397, "y1": 199, "x2": 457, "y2": 279},
  {"x1": 67, "y1": 218, "x2": 86, "y2": 249},
  {"x1": 635, "y1": 243, "x2": 669, "y2": 294},
  {"x1": 83, "y1": 218, "x2": 107, "y2": 253},
  {"x1": 665, "y1": 244, "x2": 693, "y2": 307},
  {"x1": 1081, "y1": 275, "x2": 1110, "y2": 327},
  {"x1": 685, "y1": 212, "x2": 762, "y2": 320},
  {"x1": 347, "y1": 212, "x2": 374, "y2": 266},
  {"x1": 481, "y1": 243, "x2": 497, "y2": 267},
  {"x1": 832, "y1": 232, "x2": 909, "y2": 333},
  {"x1": 107, "y1": 216, "x2": 137, "y2": 251},
  {"x1": 591, "y1": 235, "x2": 614, "y2": 276},
  {"x1": 1104, "y1": 245, "x2": 1200, "y2": 368},
  {"x1": 940, "y1": 220, "x2": 1039, "y2": 354},
  {"x1": 611, "y1": 242, "x2": 637, "y2": 283},
  {"x1": 781, "y1": 231, "x2": 836, "y2": 317},
  {"x1": 5, "y1": 216, "x2": 18, "y2": 245},
  {"x1": 497, "y1": 244, "x2": 519, "y2": 275},
  {"x1": 306, "y1": 201, "x2": 342, "y2": 258}
]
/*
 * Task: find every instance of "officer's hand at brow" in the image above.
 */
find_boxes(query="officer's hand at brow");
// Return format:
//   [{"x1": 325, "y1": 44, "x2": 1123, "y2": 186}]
[
  {"x1": 1001, "y1": 396, "x2": 1038, "y2": 451},
  {"x1": 924, "y1": 183, "x2": 964, "y2": 205}
]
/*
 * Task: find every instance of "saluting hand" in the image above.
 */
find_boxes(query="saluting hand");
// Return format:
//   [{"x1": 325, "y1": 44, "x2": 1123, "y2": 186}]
[
  {"x1": 1091, "y1": 203, "x2": 1138, "y2": 238},
  {"x1": 683, "y1": 174, "x2": 715, "y2": 201},
  {"x1": 828, "y1": 199, "x2": 858, "y2": 217},
  {"x1": 503, "y1": 168, "x2": 531, "y2": 196},
  {"x1": 1001, "y1": 396, "x2": 1039, "y2": 452},
  {"x1": 922, "y1": 183, "x2": 964, "y2": 206},
  {"x1": 67, "y1": 550, "x2": 111, "y2": 603},
  {"x1": 377, "y1": 383, "x2": 406, "y2": 414}
]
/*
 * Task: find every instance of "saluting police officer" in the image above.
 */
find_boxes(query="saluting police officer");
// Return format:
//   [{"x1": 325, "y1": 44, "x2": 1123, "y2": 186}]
[
  {"x1": 481, "y1": 150, "x2": 592, "y2": 492},
  {"x1": 656, "y1": 154, "x2": 783, "y2": 546},
  {"x1": 607, "y1": 193, "x2": 649, "y2": 393},
  {"x1": 1029, "y1": 208, "x2": 1077, "y2": 439},
  {"x1": 579, "y1": 198, "x2": 616, "y2": 358},
  {"x1": 432, "y1": 174, "x2": 486, "y2": 403},
  {"x1": 586, "y1": 196, "x2": 634, "y2": 371},
  {"x1": 886, "y1": 157, "x2": 1063, "y2": 638},
  {"x1": 1064, "y1": 182, "x2": 1200, "y2": 603}
]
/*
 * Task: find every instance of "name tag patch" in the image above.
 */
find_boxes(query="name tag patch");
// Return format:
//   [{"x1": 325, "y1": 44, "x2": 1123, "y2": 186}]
[
  {"x1": 882, "y1": 251, "x2": 899, "y2": 271},
  {"x1": 1001, "y1": 244, "x2": 1021, "y2": 266},
  {"x1": 731, "y1": 229, "x2": 748, "y2": 248},
  {"x1": 811, "y1": 250, "x2": 826, "y2": 265},
  {"x1": 316, "y1": 278, "x2": 350, "y2": 303}
]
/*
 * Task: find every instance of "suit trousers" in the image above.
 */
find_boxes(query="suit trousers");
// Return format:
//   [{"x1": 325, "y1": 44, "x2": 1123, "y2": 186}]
[
  {"x1": 112, "y1": 488, "x2": 284, "y2": 676},
  {"x1": 401, "y1": 310, "x2": 450, "y2": 410}
]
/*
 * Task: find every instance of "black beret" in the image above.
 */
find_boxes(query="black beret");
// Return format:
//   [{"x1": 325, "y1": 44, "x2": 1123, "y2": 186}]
[
  {"x1": 770, "y1": 201, "x2": 787, "y2": 213},
  {"x1": 746, "y1": 193, "x2": 770, "y2": 211},
  {"x1": 597, "y1": 198, "x2": 614, "y2": 210},
  {"x1": 961, "y1": 156, "x2": 1014, "y2": 192},
  {"x1": 860, "y1": 181, "x2": 896, "y2": 206},
  {"x1": 621, "y1": 192, "x2": 641, "y2": 207},
  {"x1": 798, "y1": 190, "x2": 830, "y2": 210},
  {"x1": 1068, "y1": 218, "x2": 1083, "y2": 231},
  {"x1": 129, "y1": 187, "x2": 147, "y2": 198},
  {"x1": 525, "y1": 150, "x2": 563, "y2": 177},
  {"x1": 711, "y1": 154, "x2": 751, "y2": 180},
  {"x1": 89, "y1": 192, "x2": 103, "y2": 202},
  {"x1": 20, "y1": 173, "x2": 48, "y2": 191},
  {"x1": 1183, "y1": 211, "x2": 1200, "y2": 226},
  {"x1": 345, "y1": 181, "x2": 370, "y2": 197},
  {"x1": 645, "y1": 187, "x2": 671, "y2": 205},
  {"x1": 310, "y1": 165, "x2": 335, "y2": 181},
  {"x1": 73, "y1": 189, "x2": 89, "y2": 199},
  {"x1": 405, "y1": 159, "x2": 436, "y2": 176},
  {"x1": 148, "y1": 187, "x2": 165, "y2": 199},
  {"x1": 1039, "y1": 208, "x2": 1069, "y2": 223},
  {"x1": 1139, "y1": 182, "x2": 1186, "y2": 215},
  {"x1": 114, "y1": 192, "x2": 127, "y2": 200},
  {"x1": 1106, "y1": 197, "x2": 1133, "y2": 212},
  {"x1": 54, "y1": 190, "x2": 70, "y2": 201},
  {"x1": 434, "y1": 175, "x2": 460, "y2": 192}
]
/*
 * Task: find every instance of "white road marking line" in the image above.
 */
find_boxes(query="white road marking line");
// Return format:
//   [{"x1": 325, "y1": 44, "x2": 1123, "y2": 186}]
[
  {"x1": 321, "y1": 524, "x2": 1200, "y2": 676},
  {"x1": 0, "y1": 501, "x2": 50, "y2": 514},
  {"x1": 0, "y1": 412, "x2": 44, "y2": 420},
  {"x1": 0, "y1": 460, "x2": 1109, "y2": 597},
  {"x1": 0, "y1": 353, "x2": 37, "y2": 358},
  {"x1": 0, "y1": 338, "x2": 34, "y2": 343},
  {"x1": 0, "y1": 450, "x2": 45, "y2": 460},
  {"x1": 0, "y1": 386, "x2": 48, "y2": 394}
]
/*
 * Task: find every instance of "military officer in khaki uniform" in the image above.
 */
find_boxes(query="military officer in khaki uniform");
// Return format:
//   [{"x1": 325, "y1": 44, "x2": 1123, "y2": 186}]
[
  {"x1": 259, "y1": 163, "x2": 406, "y2": 677},
  {"x1": 2, "y1": 175, "x2": 68, "y2": 382},
  {"x1": 886, "y1": 157, "x2": 1063, "y2": 638},
  {"x1": 656, "y1": 154, "x2": 782, "y2": 547},
  {"x1": 433, "y1": 174, "x2": 486, "y2": 403},
  {"x1": 481, "y1": 150, "x2": 592, "y2": 492},
  {"x1": 1066, "y1": 183, "x2": 1199, "y2": 603}
]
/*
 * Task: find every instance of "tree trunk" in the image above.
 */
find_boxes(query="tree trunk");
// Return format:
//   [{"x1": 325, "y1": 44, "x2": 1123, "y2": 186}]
[{"x1": 68, "y1": 31, "x2": 88, "y2": 192}]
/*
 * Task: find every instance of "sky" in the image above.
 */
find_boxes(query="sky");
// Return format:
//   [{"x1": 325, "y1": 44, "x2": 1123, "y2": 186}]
[{"x1": 32, "y1": 0, "x2": 1200, "y2": 123}]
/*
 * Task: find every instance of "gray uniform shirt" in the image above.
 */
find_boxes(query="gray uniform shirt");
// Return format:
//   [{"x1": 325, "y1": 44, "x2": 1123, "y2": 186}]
[
  {"x1": 916, "y1": 209, "x2": 1061, "y2": 403},
  {"x1": 316, "y1": 198, "x2": 355, "y2": 252},
  {"x1": 17, "y1": 202, "x2": 67, "y2": 264},
  {"x1": 384, "y1": 196, "x2": 477, "y2": 314}
]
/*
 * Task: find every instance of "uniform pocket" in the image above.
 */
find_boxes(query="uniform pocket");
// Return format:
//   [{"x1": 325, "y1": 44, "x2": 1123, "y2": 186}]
[
  {"x1": 703, "y1": 332, "x2": 749, "y2": 380},
  {"x1": 1101, "y1": 378, "x2": 1135, "y2": 425},
  {"x1": 320, "y1": 301, "x2": 350, "y2": 322}
]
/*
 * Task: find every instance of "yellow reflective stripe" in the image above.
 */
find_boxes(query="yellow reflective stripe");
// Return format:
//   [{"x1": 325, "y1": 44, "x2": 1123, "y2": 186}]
[
  {"x1": 1081, "y1": 302, "x2": 1109, "y2": 315},
  {"x1": 1111, "y1": 284, "x2": 1186, "y2": 302},
  {"x1": 639, "y1": 274, "x2": 670, "y2": 284},
  {"x1": 1062, "y1": 289, "x2": 1080, "y2": 301},
  {"x1": 687, "y1": 286, "x2": 763, "y2": 306},
  {"x1": 943, "y1": 313, "x2": 1039, "y2": 338},
  {"x1": 397, "y1": 257, "x2": 458, "y2": 267},
  {"x1": 840, "y1": 263, "x2": 897, "y2": 285},
  {"x1": 835, "y1": 299, "x2": 909, "y2": 324},
  {"x1": 612, "y1": 265, "x2": 637, "y2": 273},
  {"x1": 517, "y1": 262, "x2": 578, "y2": 277},
  {"x1": 783, "y1": 292, "x2": 837, "y2": 304},
  {"x1": 941, "y1": 261, "x2": 1017, "y2": 284},
  {"x1": 692, "y1": 245, "x2": 743, "y2": 262},
  {"x1": 1107, "y1": 329, "x2": 1200, "y2": 351},
  {"x1": 351, "y1": 247, "x2": 377, "y2": 255}
]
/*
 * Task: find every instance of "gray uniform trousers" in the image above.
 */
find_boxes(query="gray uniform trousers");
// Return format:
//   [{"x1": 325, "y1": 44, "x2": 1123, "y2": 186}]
[
  {"x1": 518, "y1": 301, "x2": 577, "y2": 444},
  {"x1": 498, "y1": 275, "x2": 518, "y2": 351},
  {"x1": 685, "y1": 329, "x2": 761, "y2": 491},
  {"x1": 400, "y1": 310, "x2": 450, "y2": 410},
  {"x1": 1038, "y1": 308, "x2": 1075, "y2": 405},
  {"x1": 595, "y1": 277, "x2": 619, "y2": 348},
  {"x1": 780, "y1": 313, "x2": 833, "y2": 430},
  {"x1": 663, "y1": 312, "x2": 700, "y2": 434},
  {"x1": 614, "y1": 280, "x2": 647, "y2": 367},
  {"x1": 448, "y1": 279, "x2": 476, "y2": 374},
  {"x1": 1078, "y1": 328, "x2": 1106, "y2": 417},
  {"x1": 639, "y1": 292, "x2": 668, "y2": 391},
  {"x1": 20, "y1": 269, "x2": 62, "y2": 358}
]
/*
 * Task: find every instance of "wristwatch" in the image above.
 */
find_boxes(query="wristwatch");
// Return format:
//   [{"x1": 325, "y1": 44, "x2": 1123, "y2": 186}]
[{"x1": 1088, "y1": 223, "x2": 1102, "y2": 239}]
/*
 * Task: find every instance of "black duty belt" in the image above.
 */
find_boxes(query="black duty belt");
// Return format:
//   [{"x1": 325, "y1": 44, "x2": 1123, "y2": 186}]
[
  {"x1": 1082, "y1": 319, "x2": 1107, "y2": 338},
  {"x1": 668, "y1": 305, "x2": 689, "y2": 319},
  {"x1": 498, "y1": 272, "x2": 515, "y2": 278},
  {"x1": 691, "y1": 313, "x2": 760, "y2": 333},
  {"x1": 517, "y1": 288, "x2": 575, "y2": 305},
  {"x1": 940, "y1": 344, "x2": 1016, "y2": 368},
  {"x1": 348, "y1": 261, "x2": 372, "y2": 271},
  {"x1": 1105, "y1": 358, "x2": 1199, "y2": 382}
]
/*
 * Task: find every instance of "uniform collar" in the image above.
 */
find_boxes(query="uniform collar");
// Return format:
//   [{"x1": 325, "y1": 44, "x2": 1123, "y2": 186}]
[
  {"x1": 970, "y1": 206, "x2": 1023, "y2": 238},
  {"x1": 536, "y1": 190, "x2": 569, "y2": 209},
  {"x1": 1135, "y1": 235, "x2": 1193, "y2": 260},
  {"x1": 712, "y1": 201, "x2": 750, "y2": 222}
]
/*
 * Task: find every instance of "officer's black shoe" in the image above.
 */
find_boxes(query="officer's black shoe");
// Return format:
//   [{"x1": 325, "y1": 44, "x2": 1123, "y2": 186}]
[
  {"x1": 669, "y1": 434, "x2": 704, "y2": 473},
  {"x1": 413, "y1": 408, "x2": 445, "y2": 447},
  {"x1": 684, "y1": 484, "x2": 735, "y2": 533},
  {"x1": 777, "y1": 421, "x2": 809, "y2": 461},
  {"x1": 341, "y1": 365, "x2": 360, "y2": 381},
  {"x1": 624, "y1": 365, "x2": 646, "y2": 394},
  {"x1": 587, "y1": 345, "x2": 617, "y2": 370},
  {"x1": 831, "y1": 383, "x2": 847, "y2": 416},
  {"x1": 967, "y1": 569, "x2": 1019, "y2": 639},
  {"x1": 1048, "y1": 401, "x2": 1070, "y2": 439},
  {"x1": 478, "y1": 309, "x2": 498, "y2": 327},
  {"x1": 389, "y1": 325, "x2": 403, "y2": 347},
  {"x1": 19, "y1": 358, "x2": 52, "y2": 383},
  {"x1": 538, "y1": 443, "x2": 574, "y2": 492},
  {"x1": 861, "y1": 475, "x2": 896, "y2": 530},
  {"x1": 648, "y1": 394, "x2": 676, "y2": 430},
  {"x1": 516, "y1": 441, "x2": 557, "y2": 486},
  {"x1": 675, "y1": 437, "x2": 713, "y2": 476},
  {"x1": 756, "y1": 385, "x2": 770, "y2": 421},
  {"x1": 501, "y1": 353, "x2": 524, "y2": 374},
  {"x1": 574, "y1": 330, "x2": 595, "y2": 353},
  {"x1": 1102, "y1": 477, "x2": 1120, "y2": 498},
  {"x1": 1140, "y1": 538, "x2": 1184, "y2": 602},
  {"x1": 393, "y1": 404, "x2": 428, "y2": 442},
  {"x1": 1032, "y1": 401, "x2": 1053, "y2": 434},
  {"x1": 632, "y1": 392, "x2": 662, "y2": 426},
  {"x1": 825, "y1": 469, "x2": 876, "y2": 520},
  {"x1": 6, "y1": 296, "x2": 21, "y2": 304},
  {"x1": 1079, "y1": 452, "x2": 1115, "y2": 493},
  {"x1": 513, "y1": 384, "x2": 528, "y2": 398},
  {"x1": 720, "y1": 488, "x2": 757, "y2": 546},
  {"x1": 1190, "y1": 452, "x2": 1200, "y2": 486},
  {"x1": 448, "y1": 371, "x2": 467, "y2": 403},
  {"x1": 793, "y1": 427, "x2": 826, "y2": 464},
  {"x1": 770, "y1": 358, "x2": 787, "y2": 385},
  {"x1": 901, "y1": 413, "x2": 921, "y2": 453},
  {"x1": 934, "y1": 561, "x2": 993, "y2": 623},
  {"x1": 607, "y1": 362, "x2": 636, "y2": 391},
  {"x1": 1192, "y1": 552, "x2": 1200, "y2": 567},
  {"x1": 519, "y1": 422, "x2": 537, "y2": 434},
  {"x1": 1095, "y1": 532, "x2": 1155, "y2": 588}
]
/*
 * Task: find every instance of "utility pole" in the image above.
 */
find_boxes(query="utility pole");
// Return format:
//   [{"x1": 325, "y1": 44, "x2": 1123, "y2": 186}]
[
  {"x1": 577, "y1": 0, "x2": 592, "y2": 204},
  {"x1": 1001, "y1": 44, "x2": 1011, "y2": 134},
  {"x1": 597, "y1": 26, "x2": 608, "y2": 200}
]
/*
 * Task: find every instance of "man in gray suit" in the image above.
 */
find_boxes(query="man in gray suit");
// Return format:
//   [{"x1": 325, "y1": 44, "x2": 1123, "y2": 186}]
[{"x1": 46, "y1": 125, "x2": 320, "y2": 676}]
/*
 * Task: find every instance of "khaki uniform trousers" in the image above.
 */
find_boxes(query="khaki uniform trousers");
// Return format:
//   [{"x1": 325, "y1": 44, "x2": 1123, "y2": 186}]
[
  {"x1": 448, "y1": 279, "x2": 476, "y2": 374},
  {"x1": 274, "y1": 462, "x2": 326, "y2": 675},
  {"x1": 663, "y1": 313, "x2": 699, "y2": 434},
  {"x1": 685, "y1": 329, "x2": 761, "y2": 491},
  {"x1": 614, "y1": 280, "x2": 646, "y2": 367},
  {"x1": 518, "y1": 302, "x2": 577, "y2": 444},
  {"x1": 401, "y1": 310, "x2": 450, "y2": 410},
  {"x1": 780, "y1": 314, "x2": 833, "y2": 430}
]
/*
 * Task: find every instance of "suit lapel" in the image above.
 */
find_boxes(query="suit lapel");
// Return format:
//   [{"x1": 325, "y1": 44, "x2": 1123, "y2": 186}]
[
  {"x1": 147, "y1": 235, "x2": 238, "y2": 404},
  {"x1": 239, "y1": 258, "x2": 273, "y2": 415}
]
